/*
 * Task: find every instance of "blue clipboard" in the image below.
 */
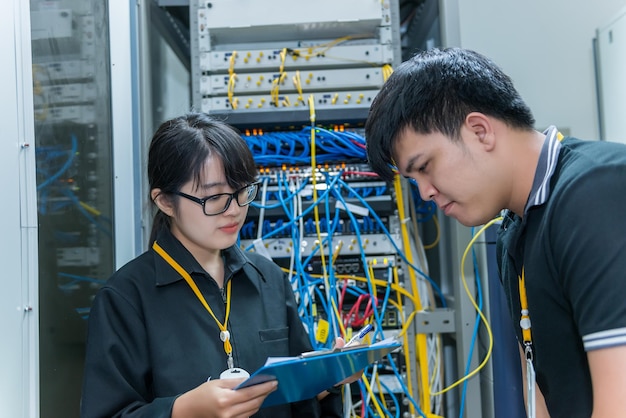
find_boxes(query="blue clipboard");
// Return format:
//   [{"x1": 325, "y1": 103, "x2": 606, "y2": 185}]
[{"x1": 235, "y1": 337, "x2": 401, "y2": 407}]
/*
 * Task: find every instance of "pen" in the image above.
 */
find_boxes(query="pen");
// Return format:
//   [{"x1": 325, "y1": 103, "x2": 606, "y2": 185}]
[{"x1": 345, "y1": 324, "x2": 374, "y2": 347}]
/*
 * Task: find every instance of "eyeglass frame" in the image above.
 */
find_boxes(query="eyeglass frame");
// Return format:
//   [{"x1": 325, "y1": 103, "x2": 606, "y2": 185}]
[{"x1": 171, "y1": 182, "x2": 260, "y2": 216}]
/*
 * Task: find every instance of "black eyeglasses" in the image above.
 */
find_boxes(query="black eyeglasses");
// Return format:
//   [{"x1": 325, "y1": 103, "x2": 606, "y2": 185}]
[{"x1": 172, "y1": 182, "x2": 259, "y2": 216}]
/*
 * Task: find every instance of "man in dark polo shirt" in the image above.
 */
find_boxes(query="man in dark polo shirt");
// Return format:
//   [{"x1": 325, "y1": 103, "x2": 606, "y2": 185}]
[{"x1": 364, "y1": 47, "x2": 626, "y2": 417}]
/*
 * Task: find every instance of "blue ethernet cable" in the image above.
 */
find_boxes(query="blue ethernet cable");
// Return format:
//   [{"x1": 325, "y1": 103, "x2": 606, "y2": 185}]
[{"x1": 336, "y1": 177, "x2": 446, "y2": 307}]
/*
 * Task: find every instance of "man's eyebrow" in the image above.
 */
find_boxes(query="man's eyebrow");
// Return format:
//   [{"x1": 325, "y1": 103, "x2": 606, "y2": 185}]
[{"x1": 404, "y1": 155, "x2": 422, "y2": 173}]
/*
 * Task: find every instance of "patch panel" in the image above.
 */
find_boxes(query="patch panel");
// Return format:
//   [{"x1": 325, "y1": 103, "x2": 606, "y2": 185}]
[
  {"x1": 31, "y1": 9, "x2": 73, "y2": 40},
  {"x1": 44, "y1": 104, "x2": 96, "y2": 124},
  {"x1": 39, "y1": 83, "x2": 97, "y2": 105},
  {"x1": 255, "y1": 162, "x2": 378, "y2": 183},
  {"x1": 241, "y1": 232, "x2": 402, "y2": 259},
  {"x1": 34, "y1": 59, "x2": 96, "y2": 82},
  {"x1": 199, "y1": 43, "x2": 394, "y2": 72},
  {"x1": 365, "y1": 255, "x2": 397, "y2": 269},
  {"x1": 56, "y1": 247, "x2": 100, "y2": 267},
  {"x1": 201, "y1": 67, "x2": 385, "y2": 95},
  {"x1": 202, "y1": 89, "x2": 378, "y2": 112}
]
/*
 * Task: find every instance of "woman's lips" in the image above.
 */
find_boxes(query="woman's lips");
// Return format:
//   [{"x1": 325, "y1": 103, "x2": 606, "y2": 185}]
[{"x1": 220, "y1": 223, "x2": 240, "y2": 234}]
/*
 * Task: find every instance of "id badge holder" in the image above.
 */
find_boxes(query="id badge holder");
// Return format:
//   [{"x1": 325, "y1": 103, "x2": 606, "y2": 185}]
[
  {"x1": 220, "y1": 352, "x2": 249, "y2": 380},
  {"x1": 525, "y1": 352, "x2": 536, "y2": 418},
  {"x1": 220, "y1": 367, "x2": 250, "y2": 380}
]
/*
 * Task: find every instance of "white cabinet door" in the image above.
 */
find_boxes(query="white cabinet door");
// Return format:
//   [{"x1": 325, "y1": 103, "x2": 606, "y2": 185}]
[{"x1": 596, "y1": 7, "x2": 626, "y2": 144}]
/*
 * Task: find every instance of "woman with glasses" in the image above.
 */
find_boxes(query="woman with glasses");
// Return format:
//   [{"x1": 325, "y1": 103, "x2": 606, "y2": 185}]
[{"x1": 81, "y1": 113, "x2": 343, "y2": 418}]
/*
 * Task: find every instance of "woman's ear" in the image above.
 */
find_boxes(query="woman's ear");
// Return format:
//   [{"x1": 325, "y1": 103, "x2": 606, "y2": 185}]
[
  {"x1": 151, "y1": 188, "x2": 175, "y2": 217},
  {"x1": 465, "y1": 112, "x2": 496, "y2": 151}
]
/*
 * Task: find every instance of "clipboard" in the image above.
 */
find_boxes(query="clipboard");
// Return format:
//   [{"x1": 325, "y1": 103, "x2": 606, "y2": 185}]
[{"x1": 235, "y1": 337, "x2": 401, "y2": 407}]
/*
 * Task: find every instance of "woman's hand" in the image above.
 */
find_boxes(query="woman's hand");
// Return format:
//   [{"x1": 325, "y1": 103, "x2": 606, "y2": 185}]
[{"x1": 172, "y1": 378, "x2": 277, "y2": 418}]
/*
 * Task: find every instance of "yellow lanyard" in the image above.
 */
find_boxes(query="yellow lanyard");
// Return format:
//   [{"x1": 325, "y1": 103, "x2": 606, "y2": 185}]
[
  {"x1": 519, "y1": 267, "x2": 536, "y2": 418},
  {"x1": 518, "y1": 267, "x2": 533, "y2": 356},
  {"x1": 518, "y1": 130, "x2": 562, "y2": 418},
  {"x1": 152, "y1": 241, "x2": 234, "y2": 366},
  {"x1": 519, "y1": 130, "x2": 563, "y2": 356}
]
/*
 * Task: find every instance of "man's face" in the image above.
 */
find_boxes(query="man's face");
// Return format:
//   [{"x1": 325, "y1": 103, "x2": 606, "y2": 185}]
[{"x1": 393, "y1": 127, "x2": 503, "y2": 226}]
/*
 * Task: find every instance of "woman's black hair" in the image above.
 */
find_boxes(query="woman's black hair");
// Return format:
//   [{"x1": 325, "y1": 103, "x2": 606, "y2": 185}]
[{"x1": 147, "y1": 112, "x2": 257, "y2": 244}]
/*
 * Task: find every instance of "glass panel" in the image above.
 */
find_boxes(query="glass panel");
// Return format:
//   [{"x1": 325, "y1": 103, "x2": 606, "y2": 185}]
[{"x1": 30, "y1": 1, "x2": 114, "y2": 416}]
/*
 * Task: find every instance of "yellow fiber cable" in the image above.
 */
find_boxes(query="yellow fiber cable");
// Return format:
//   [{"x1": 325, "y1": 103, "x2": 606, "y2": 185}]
[
  {"x1": 80, "y1": 201, "x2": 101, "y2": 216},
  {"x1": 331, "y1": 298, "x2": 347, "y2": 337},
  {"x1": 286, "y1": 269, "x2": 415, "y2": 304},
  {"x1": 308, "y1": 94, "x2": 336, "y2": 340},
  {"x1": 392, "y1": 266, "x2": 405, "y2": 318},
  {"x1": 32, "y1": 64, "x2": 49, "y2": 121},
  {"x1": 270, "y1": 73, "x2": 289, "y2": 107},
  {"x1": 331, "y1": 240, "x2": 344, "y2": 266},
  {"x1": 395, "y1": 309, "x2": 418, "y2": 339},
  {"x1": 367, "y1": 262, "x2": 378, "y2": 298},
  {"x1": 228, "y1": 50, "x2": 237, "y2": 75},
  {"x1": 292, "y1": 70, "x2": 304, "y2": 103},
  {"x1": 393, "y1": 175, "x2": 431, "y2": 415},
  {"x1": 294, "y1": 34, "x2": 369, "y2": 60},
  {"x1": 279, "y1": 48, "x2": 287, "y2": 73},
  {"x1": 271, "y1": 78, "x2": 280, "y2": 107},
  {"x1": 423, "y1": 215, "x2": 440, "y2": 250},
  {"x1": 374, "y1": 372, "x2": 387, "y2": 412},
  {"x1": 283, "y1": 265, "x2": 421, "y2": 342},
  {"x1": 228, "y1": 73, "x2": 238, "y2": 110},
  {"x1": 392, "y1": 262, "x2": 414, "y2": 394},
  {"x1": 315, "y1": 34, "x2": 369, "y2": 55},
  {"x1": 382, "y1": 64, "x2": 394, "y2": 81},
  {"x1": 282, "y1": 263, "x2": 431, "y2": 347},
  {"x1": 408, "y1": 195, "x2": 437, "y2": 308},
  {"x1": 431, "y1": 217, "x2": 502, "y2": 396},
  {"x1": 362, "y1": 376, "x2": 386, "y2": 417}
]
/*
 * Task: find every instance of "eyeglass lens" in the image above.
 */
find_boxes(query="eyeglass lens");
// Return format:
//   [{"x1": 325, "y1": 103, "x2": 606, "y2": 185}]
[{"x1": 203, "y1": 184, "x2": 258, "y2": 215}]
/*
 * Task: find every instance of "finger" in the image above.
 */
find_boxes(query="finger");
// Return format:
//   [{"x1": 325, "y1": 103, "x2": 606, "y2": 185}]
[
  {"x1": 212, "y1": 377, "x2": 246, "y2": 389},
  {"x1": 227, "y1": 379, "x2": 277, "y2": 402},
  {"x1": 230, "y1": 380, "x2": 278, "y2": 417},
  {"x1": 241, "y1": 380, "x2": 278, "y2": 397}
]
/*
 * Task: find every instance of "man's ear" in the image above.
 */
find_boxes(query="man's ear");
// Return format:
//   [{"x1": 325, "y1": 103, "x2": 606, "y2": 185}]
[
  {"x1": 151, "y1": 188, "x2": 175, "y2": 217},
  {"x1": 465, "y1": 112, "x2": 496, "y2": 151}
]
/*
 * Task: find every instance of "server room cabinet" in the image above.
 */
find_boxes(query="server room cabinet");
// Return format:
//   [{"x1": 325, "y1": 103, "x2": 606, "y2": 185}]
[
  {"x1": 3, "y1": 1, "x2": 139, "y2": 417},
  {"x1": 31, "y1": 1, "x2": 115, "y2": 415}
]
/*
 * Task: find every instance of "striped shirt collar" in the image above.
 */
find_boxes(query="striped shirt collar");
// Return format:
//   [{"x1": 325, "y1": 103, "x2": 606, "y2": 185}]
[{"x1": 524, "y1": 126, "x2": 562, "y2": 213}]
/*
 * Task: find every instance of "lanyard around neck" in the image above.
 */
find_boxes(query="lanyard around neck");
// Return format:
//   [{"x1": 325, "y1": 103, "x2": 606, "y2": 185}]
[
  {"x1": 152, "y1": 241, "x2": 233, "y2": 357},
  {"x1": 519, "y1": 130, "x2": 563, "y2": 358},
  {"x1": 519, "y1": 267, "x2": 533, "y2": 358},
  {"x1": 517, "y1": 130, "x2": 563, "y2": 418},
  {"x1": 519, "y1": 267, "x2": 537, "y2": 418}
]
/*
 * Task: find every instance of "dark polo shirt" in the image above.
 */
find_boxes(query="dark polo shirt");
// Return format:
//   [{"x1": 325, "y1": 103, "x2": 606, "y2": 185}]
[{"x1": 497, "y1": 127, "x2": 626, "y2": 417}]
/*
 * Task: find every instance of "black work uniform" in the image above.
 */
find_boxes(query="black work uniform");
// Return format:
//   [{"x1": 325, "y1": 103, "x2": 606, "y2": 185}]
[
  {"x1": 497, "y1": 127, "x2": 626, "y2": 417},
  {"x1": 81, "y1": 228, "x2": 342, "y2": 418}
]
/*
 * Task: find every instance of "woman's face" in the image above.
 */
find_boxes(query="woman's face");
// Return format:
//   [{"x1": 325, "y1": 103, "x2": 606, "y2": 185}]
[{"x1": 169, "y1": 155, "x2": 249, "y2": 257}]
